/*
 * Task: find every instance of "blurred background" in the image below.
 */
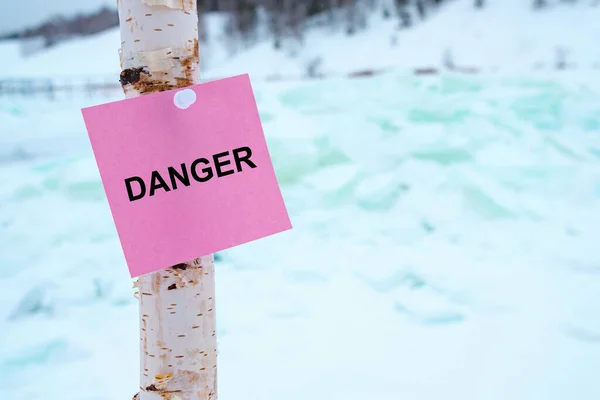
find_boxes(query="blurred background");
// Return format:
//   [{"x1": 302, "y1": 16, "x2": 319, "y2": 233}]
[{"x1": 1, "y1": 0, "x2": 600, "y2": 399}]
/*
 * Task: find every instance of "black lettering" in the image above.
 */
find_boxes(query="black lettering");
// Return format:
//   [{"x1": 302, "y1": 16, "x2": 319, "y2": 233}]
[
  {"x1": 232, "y1": 146, "x2": 257, "y2": 172},
  {"x1": 125, "y1": 176, "x2": 146, "y2": 202},
  {"x1": 149, "y1": 170, "x2": 171, "y2": 197},
  {"x1": 126, "y1": 147, "x2": 256, "y2": 201},
  {"x1": 191, "y1": 158, "x2": 213, "y2": 182},
  {"x1": 213, "y1": 151, "x2": 235, "y2": 177},
  {"x1": 168, "y1": 163, "x2": 190, "y2": 190}
]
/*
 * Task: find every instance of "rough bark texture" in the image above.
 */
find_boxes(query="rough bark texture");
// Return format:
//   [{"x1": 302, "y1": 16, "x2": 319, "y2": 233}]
[
  {"x1": 117, "y1": 1, "x2": 217, "y2": 399},
  {"x1": 119, "y1": 0, "x2": 200, "y2": 97},
  {"x1": 134, "y1": 258, "x2": 217, "y2": 400}
]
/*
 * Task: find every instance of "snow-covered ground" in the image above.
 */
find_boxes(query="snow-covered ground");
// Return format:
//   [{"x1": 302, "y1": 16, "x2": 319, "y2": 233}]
[
  {"x1": 1, "y1": 0, "x2": 599, "y2": 81},
  {"x1": 214, "y1": 0, "x2": 600, "y2": 78},
  {"x1": 1, "y1": 71, "x2": 600, "y2": 399}
]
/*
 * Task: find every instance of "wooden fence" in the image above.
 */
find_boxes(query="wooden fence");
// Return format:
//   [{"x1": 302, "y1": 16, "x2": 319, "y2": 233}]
[
  {"x1": 0, "y1": 78, "x2": 122, "y2": 99},
  {"x1": 0, "y1": 68, "x2": 456, "y2": 99}
]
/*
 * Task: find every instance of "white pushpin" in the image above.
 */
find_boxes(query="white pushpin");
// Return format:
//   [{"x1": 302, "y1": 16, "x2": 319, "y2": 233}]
[{"x1": 174, "y1": 88, "x2": 197, "y2": 110}]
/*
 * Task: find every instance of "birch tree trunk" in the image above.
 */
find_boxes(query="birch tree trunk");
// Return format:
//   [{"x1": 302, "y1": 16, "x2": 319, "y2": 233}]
[{"x1": 117, "y1": 1, "x2": 217, "y2": 399}]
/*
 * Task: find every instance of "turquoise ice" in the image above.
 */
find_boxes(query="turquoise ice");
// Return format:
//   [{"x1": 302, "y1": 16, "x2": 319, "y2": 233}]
[{"x1": 1, "y1": 72, "x2": 600, "y2": 400}]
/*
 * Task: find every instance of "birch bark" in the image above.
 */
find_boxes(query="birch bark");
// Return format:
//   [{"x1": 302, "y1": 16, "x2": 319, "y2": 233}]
[{"x1": 117, "y1": 1, "x2": 217, "y2": 399}]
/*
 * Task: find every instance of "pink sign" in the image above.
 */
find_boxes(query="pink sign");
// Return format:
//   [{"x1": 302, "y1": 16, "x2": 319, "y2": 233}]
[{"x1": 82, "y1": 74, "x2": 292, "y2": 278}]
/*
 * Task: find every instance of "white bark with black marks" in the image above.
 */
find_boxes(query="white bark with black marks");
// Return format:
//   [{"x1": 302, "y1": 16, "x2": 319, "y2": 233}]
[{"x1": 117, "y1": 1, "x2": 217, "y2": 399}]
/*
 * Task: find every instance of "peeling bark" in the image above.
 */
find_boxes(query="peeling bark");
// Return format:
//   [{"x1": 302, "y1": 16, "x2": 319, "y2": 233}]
[{"x1": 117, "y1": 1, "x2": 217, "y2": 399}]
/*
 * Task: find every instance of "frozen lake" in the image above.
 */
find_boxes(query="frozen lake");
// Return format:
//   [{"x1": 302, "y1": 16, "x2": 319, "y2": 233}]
[{"x1": 1, "y1": 72, "x2": 600, "y2": 400}]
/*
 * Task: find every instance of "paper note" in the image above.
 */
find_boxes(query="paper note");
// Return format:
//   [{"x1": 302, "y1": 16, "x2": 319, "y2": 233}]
[{"x1": 82, "y1": 74, "x2": 292, "y2": 278}]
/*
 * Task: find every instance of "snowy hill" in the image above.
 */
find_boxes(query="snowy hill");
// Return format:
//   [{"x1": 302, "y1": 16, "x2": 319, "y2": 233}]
[
  {"x1": 215, "y1": 0, "x2": 600, "y2": 78},
  {"x1": 1, "y1": 0, "x2": 599, "y2": 81}
]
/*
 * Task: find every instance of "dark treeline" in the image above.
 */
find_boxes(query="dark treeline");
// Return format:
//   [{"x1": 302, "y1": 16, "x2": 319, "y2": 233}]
[
  {"x1": 196, "y1": 0, "x2": 574, "y2": 48},
  {"x1": 198, "y1": 0, "x2": 454, "y2": 45},
  {"x1": 0, "y1": 0, "x2": 589, "y2": 50},
  {"x1": 0, "y1": 7, "x2": 118, "y2": 47}
]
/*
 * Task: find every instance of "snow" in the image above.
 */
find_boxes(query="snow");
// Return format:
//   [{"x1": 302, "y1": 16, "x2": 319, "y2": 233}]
[
  {"x1": 1, "y1": 0, "x2": 599, "y2": 80},
  {"x1": 2, "y1": 71, "x2": 600, "y2": 399},
  {"x1": 0, "y1": 42, "x2": 22, "y2": 64},
  {"x1": 209, "y1": 0, "x2": 600, "y2": 78},
  {"x1": 0, "y1": 29, "x2": 121, "y2": 81}
]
